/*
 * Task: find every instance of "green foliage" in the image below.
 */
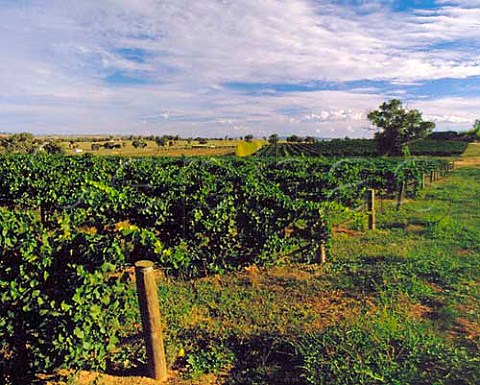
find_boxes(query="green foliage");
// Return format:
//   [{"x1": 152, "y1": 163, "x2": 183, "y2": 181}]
[
  {"x1": 368, "y1": 99, "x2": 435, "y2": 156},
  {"x1": 0, "y1": 208, "x2": 138, "y2": 381},
  {"x1": 0, "y1": 155, "x2": 337, "y2": 276},
  {"x1": 0, "y1": 154, "x2": 450, "y2": 278},
  {"x1": 410, "y1": 139, "x2": 467, "y2": 156}
]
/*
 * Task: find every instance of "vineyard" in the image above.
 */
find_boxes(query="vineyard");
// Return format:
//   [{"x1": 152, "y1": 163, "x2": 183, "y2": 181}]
[
  {"x1": 256, "y1": 139, "x2": 469, "y2": 157},
  {"x1": 0, "y1": 153, "x2": 476, "y2": 384}
]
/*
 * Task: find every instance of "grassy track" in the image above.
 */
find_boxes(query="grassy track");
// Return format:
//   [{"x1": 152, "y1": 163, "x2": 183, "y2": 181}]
[
  {"x1": 43, "y1": 150, "x2": 480, "y2": 385},
  {"x1": 456, "y1": 142, "x2": 480, "y2": 168}
]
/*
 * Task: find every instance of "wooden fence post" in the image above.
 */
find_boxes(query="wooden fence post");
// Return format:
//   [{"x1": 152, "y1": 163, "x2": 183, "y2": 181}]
[
  {"x1": 135, "y1": 260, "x2": 168, "y2": 382},
  {"x1": 367, "y1": 188, "x2": 376, "y2": 230},
  {"x1": 318, "y1": 241, "x2": 327, "y2": 264},
  {"x1": 396, "y1": 181, "x2": 405, "y2": 211},
  {"x1": 430, "y1": 171, "x2": 434, "y2": 183},
  {"x1": 420, "y1": 173, "x2": 426, "y2": 189}
]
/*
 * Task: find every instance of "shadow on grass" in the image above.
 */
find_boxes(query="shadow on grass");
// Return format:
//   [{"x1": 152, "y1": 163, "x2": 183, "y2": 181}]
[
  {"x1": 223, "y1": 333, "x2": 303, "y2": 385},
  {"x1": 105, "y1": 331, "x2": 304, "y2": 385}
]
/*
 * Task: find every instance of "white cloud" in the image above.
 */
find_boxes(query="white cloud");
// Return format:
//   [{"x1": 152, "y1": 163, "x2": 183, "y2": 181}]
[
  {"x1": 0, "y1": 0, "x2": 479, "y2": 135},
  {"x1": 416, "y1": 97, "x2": 479, "y2": 129}
]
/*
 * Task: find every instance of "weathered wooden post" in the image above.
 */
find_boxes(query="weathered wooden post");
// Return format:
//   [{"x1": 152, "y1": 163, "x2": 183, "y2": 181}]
[
  {"x1": 420, "y1": 173, "x2": 426, "y2": 189},
  {"x1": 318, "y1": 241, "x2": 327, "y2": 264},
  {"x1": 430, "y1": 171, "x2": 434, "y2": 183},
  {"x1": 396, "y1": 181, "x2": 405, "y2": 211},
  {"x1": 367, "y1": 188, "x2": 376, "y2": 230},
  {"x1": 135, "y1": 260, "x2": 168, "y2": 382}
]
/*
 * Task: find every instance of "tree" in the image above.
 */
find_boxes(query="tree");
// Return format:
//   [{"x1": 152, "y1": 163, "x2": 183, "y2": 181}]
[
  {"x1": 304, "y1": 136, "x2": 316, "y2": 143},
  {"x1": 268, "y1": 134, "x2": 279, "y2": 145},
  {"x1": 43, "y1": 142, "x2": 65, "y2": 154},
  {"x1": 132, "y1": 140, "x2": 147, "y2": 148},
  {"x1": 244, "y1": 134, "x2": 253, "y2": 142},
  {"x1": 155, "y1": 137, "x2": 167, "y2": 147},
  {"x1": 286, "y1": 135, "x2": 302, "y2": 143},
  {"x1": 368, "y1": 99, "x2": 435, "y2": 156}
]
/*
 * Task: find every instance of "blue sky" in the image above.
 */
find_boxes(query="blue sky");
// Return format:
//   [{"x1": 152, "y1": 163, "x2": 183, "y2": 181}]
[{"x1": 0, "y1": 0, "x2": 479, "y2": 137}]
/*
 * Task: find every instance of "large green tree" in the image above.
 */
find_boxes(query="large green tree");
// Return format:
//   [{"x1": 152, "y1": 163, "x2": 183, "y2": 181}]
[
  {"x1": 469, "y1": 119, "x2": 480, "y2": 138},
  {"x1": 368, "y1": 99, "x2": 435, "y2": 156}
]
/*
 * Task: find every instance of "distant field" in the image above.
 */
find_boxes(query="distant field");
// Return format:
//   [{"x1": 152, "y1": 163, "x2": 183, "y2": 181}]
[
  {"x1": 236, "y1": 140, "x2": 264, "y2": 157},
  {"x1": 61, "y1": 139, "x2": 240, "y2": 157}
]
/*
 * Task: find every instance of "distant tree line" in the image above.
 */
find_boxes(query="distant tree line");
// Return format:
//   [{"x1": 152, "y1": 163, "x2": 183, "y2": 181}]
[{"x1": 3, "y1": 111, "x2": 478, "y2": 157}]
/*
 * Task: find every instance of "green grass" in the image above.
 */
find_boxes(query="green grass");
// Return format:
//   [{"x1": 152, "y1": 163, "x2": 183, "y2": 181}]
[{"x1": 108, "y1": 164, "x2": 480, "y2": 384}]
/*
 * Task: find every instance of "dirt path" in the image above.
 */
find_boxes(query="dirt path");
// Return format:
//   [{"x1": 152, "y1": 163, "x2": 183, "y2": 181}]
[{"x1": 37, "y1": 369, "x2": 216, "y2": 385}]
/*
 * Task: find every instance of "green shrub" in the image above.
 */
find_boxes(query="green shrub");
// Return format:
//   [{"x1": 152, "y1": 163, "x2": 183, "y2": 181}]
[{"x1": 0, "y1": 209, "x2": 137, "y2": 382}]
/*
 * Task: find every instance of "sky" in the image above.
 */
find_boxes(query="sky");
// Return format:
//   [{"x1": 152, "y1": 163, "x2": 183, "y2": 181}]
[{"x1": 0, "y1": 0, "x2": 479, "y2": 138}]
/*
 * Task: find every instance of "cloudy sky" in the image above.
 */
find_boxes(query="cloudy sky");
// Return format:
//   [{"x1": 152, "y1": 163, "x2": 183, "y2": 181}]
[{"x1": 1, "y1": 0, "x2": 479, "y2": 137}]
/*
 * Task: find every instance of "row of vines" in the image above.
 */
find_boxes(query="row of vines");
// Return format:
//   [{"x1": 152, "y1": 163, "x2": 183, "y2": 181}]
[
  {"x1": 0, "y1": 154, "x2": 451, "y2": 381},
  {"x1": 256, "y1": 139, "x2": 468, "y2": 157}
]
